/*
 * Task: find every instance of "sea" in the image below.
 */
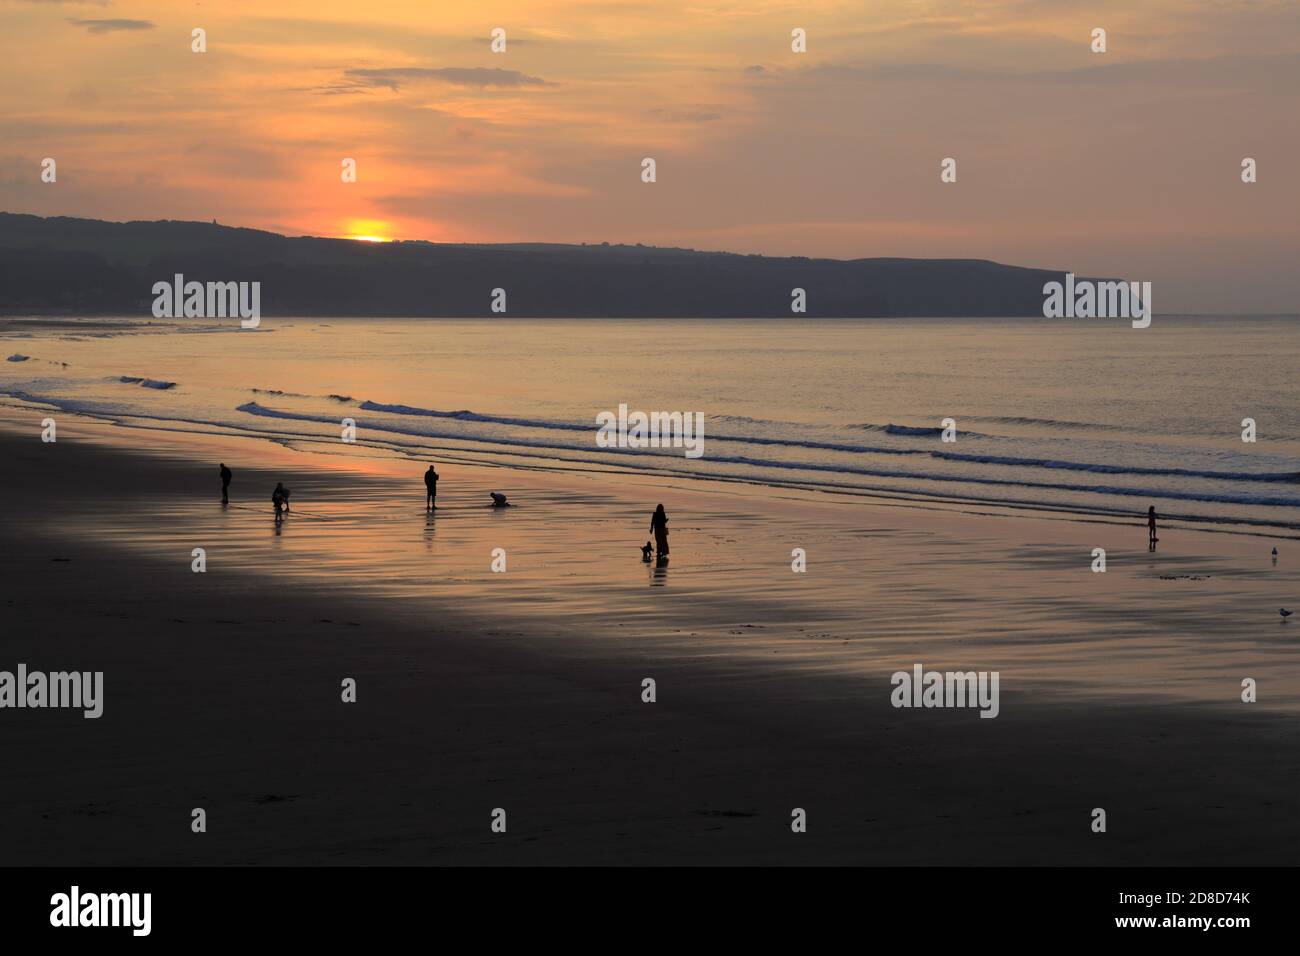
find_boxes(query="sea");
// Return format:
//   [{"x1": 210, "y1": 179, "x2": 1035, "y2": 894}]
[{"x1": 3, "y1": 314, "x2": 1298, "y2": 533}]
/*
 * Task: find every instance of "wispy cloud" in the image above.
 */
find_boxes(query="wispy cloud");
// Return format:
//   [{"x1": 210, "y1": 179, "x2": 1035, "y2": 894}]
[
  {"x1": 66, "y1": 18, "x2": 155, "y2": 34},
  {"x1": 343, "y1": 67, "x2": 550, "y2": 91}
]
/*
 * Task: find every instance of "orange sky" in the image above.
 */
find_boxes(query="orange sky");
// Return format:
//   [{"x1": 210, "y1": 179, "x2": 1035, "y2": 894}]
[{"x1": 2, "y1": 0, "x2": 1298, "y2": 310}]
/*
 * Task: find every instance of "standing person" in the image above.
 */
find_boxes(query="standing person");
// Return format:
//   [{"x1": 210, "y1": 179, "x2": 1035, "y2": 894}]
[
  {"x1": 424, "y1": 465, "x2": 439, "y2": 510},
  {"x1": 272, "y1": 482, "x2": 287, "y2": 517},
  {"x1": 219, "y1": 463, "x2": 232, "y2": 503},
  {"x1": 1147, "y1": 505, "x2": 1158, "y2": 548},
  {"x1": 649, "y1": 504, "x2": 669, "y2": 558}
]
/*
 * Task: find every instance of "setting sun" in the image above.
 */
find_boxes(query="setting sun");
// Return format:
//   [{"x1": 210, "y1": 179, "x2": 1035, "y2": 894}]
[{"x1": 343, "y1": 219, "x2": 394, "y2": 243}]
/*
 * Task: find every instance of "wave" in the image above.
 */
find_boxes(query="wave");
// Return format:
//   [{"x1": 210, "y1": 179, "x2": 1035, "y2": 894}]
[
  {"x1": 693, "y1": 455, "x2": 1300, "y2": 508},
  {"x1": 848, "y1": 422, "x2": 980, "y2": 437},
  {"x1": 1, "y1": 388, "x2": 114, "y2": 417},
  {"x1": 963, "y1": 414, "x2": 1121, "y2": 431},
  {"x1": 925, "y1": 453, "x2": 1299, "y2": 484},
  {"x1": 350, "y1": 400, "x2": 1297, "y2": 484},
  {"x1": 119, "y1": 376, "x2": 176, "y2": 390},
  {"x1": 250, "y1": 387, "x2": 354, "y2": 402},
  {"x1": 359, "y1": 400, "x2": 594, "y2": 433},
  {"x1": 8, "y1": 379, "x2": 1292, "y2": 488},
  {"x1": 5, "y1": 387, "x2": 1297, "y2": 523},
  {"x1": 710, "y1": 414, "x2": 785, "y2": 427},
  {"x1": 231, "y1": 402, "x2": 1300, "y2": 508}
]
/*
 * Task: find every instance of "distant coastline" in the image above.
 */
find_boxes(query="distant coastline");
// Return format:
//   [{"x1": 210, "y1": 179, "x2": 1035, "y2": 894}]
[{"x1": 0, "y1": 211, "x2": 1112, "y2": 319}]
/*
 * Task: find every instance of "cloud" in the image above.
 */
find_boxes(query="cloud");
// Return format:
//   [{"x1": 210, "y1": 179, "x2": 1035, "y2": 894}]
[
  {"x1": 66, "y1": 19, "x2": 155, "y2": 34},
  {"x1": 343, "y1": 67, "x2": 550, "y2": 91},
  {"x1": 795, "y1": 51, "x2": 1300, "y2": 91},
  {"x1": 303, "y1": 85, "x2": 373, "y2": 97}
]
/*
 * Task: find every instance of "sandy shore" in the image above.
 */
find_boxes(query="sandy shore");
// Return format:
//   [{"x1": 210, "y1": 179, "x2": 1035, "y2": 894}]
[{"x1": 1, "y1": 412, "x2": 1297, "y2": 865}]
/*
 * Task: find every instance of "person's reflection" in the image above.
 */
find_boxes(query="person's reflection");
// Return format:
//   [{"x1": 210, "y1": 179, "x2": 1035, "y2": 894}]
[{"x1": 650, "y1": 556, "x2": 669, "y2": 586}]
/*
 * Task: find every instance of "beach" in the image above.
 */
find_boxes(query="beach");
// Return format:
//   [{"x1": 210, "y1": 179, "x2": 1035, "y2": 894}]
[
  {"x1": 2, "y1": 409, "x2": 1297, "y2": 866},
  {"x1": 5, "y1": 0, "x2": 1300, "y2": 931}
]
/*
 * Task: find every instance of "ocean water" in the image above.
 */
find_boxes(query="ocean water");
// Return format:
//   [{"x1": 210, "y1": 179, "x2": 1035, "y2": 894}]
[{"x1": 2, "y1": 315, "x2": 1298, "y2": 532}]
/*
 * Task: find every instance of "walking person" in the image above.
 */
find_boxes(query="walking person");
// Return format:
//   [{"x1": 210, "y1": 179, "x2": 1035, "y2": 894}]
[
  {"x1": 649, "y1": 503, "x2": 670, "y2": 559},
  {"x1": 219, "y1": 462, "x2": 232, "y2": 503},
  {"x1": 1147, "y1": 505, "x2": 1158, "y2": 550}
]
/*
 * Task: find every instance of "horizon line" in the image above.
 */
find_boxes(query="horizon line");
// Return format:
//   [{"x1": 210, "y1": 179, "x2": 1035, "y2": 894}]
[{"x1": 1, "y1": 209, "x2": 1060, "y2": 272}]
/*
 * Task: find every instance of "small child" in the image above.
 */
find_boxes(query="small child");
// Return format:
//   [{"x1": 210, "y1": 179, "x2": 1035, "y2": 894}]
[{"x1": 641, "y1": 541, "x2": 654, "y2": 561}]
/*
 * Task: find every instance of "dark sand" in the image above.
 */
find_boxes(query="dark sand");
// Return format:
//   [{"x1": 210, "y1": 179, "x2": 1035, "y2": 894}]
[{"x1": 1, "y1": 427, "x2": 1297, "y2": 865}]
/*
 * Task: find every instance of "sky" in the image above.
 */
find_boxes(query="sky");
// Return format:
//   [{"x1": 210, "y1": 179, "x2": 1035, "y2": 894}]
[{"x1": 1, "y1": 0, "x2": 1298, "y2": 312}]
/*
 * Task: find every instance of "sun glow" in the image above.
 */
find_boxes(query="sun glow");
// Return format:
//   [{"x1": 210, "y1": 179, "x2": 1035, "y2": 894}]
[{"x1": 342, "y1": 219, "x2": 395, "y2": 243}]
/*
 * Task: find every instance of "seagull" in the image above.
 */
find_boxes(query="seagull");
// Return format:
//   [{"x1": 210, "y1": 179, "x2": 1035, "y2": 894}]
[{"x1": 1281, "y1": 608, "x2": 1293, "y2": 621}]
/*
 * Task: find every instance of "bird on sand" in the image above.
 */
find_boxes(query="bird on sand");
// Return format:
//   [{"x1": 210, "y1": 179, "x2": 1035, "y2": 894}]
[{"x1": 1281, "y1": 608, "x2": 1293, "y2": 621}]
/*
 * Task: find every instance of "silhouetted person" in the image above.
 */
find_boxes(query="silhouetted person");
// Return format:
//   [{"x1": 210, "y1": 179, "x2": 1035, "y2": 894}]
[
  {"x1": 425, "y1": 465, "x2": 439, "y2": 510},
  {"x1": 1147, "y1": 505, "x2": 1158, "y2": 549},
  {"x1": 650, "y1": 504, "x2": 669, "y2": 558},
  {"x1": 272, "y1": 482, "x2": 287, "y2": 517},
  {"x1": 489, "y1": 492, "x2": 510, "y2": 508},
  {"x1": 219, "y1": 463, "x2": 232, "y2": 503},
  {"x1": 641, "y1": 541, "x2": 654, "y2": 562}
]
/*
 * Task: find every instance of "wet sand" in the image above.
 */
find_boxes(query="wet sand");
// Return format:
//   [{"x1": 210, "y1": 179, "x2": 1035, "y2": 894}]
[{"x1": 1, "y1": 414, "x2": 1297, "y2": 865}]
